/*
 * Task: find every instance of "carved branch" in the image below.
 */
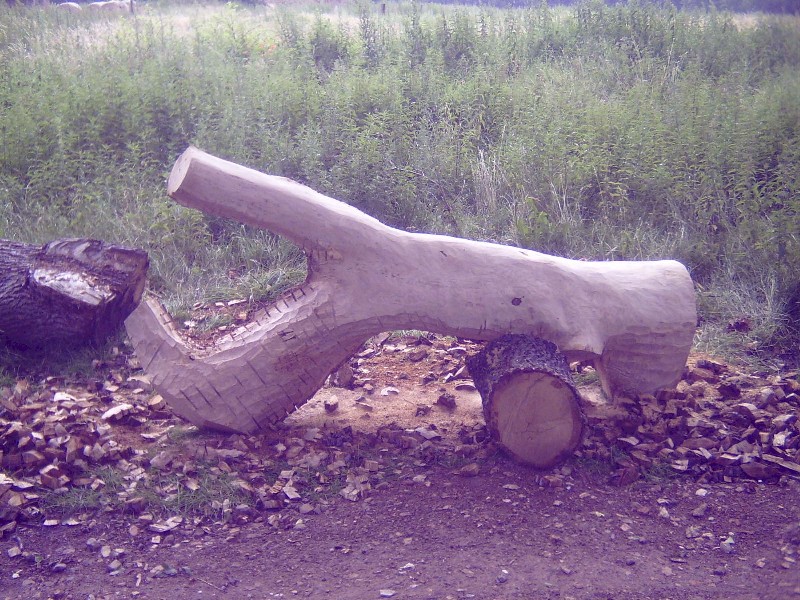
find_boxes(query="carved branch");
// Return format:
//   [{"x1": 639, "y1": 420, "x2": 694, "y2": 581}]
[{"x1": 125, "y1": 147, "x2": 696, "y2": 433}]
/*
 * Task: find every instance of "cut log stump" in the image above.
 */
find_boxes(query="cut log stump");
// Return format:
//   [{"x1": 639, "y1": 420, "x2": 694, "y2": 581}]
[
  {"x1": 468, "y1": 335, "x2": 583, "y2": 468},
  {"x1": 0, "y1": 238, "x2": 148, "y2": 349}
]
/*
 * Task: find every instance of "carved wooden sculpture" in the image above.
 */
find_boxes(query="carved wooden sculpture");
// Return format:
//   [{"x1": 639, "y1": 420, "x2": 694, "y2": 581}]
[{"x1": 125, "y1": 147, "x2": 696, "y2": 434}]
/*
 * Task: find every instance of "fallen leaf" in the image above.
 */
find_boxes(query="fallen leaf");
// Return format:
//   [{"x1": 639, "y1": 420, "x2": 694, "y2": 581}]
[
  {"x1": 761, "y1": 454, "x2": 800, "y2": 474},
  {"x1": 454, "y1": 463, "x2": 480, "y2": 477},
  {"x1": 148, "y1": 516, "x2": 183, "y2": 533}
]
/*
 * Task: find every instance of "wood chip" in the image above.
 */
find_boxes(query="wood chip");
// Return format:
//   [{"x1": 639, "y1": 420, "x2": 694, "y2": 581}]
[
  {"x1": 454, "y1": 463, "x2": 480, "y2": 477},
  {"x1": 761, "y1": 454, "x2": 800, "y2": 474},
  {"x1": 436, "y1": 393, "x2": 456, "y2": 409},
  {"x1": 148, "y1": 516, "x2": 183, "y2": 533}
]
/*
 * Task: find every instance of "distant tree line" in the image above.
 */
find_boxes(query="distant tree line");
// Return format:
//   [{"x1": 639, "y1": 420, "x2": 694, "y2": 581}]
[
  {"x1": 652, "y1": 0, "x2": 796, "y2": 13},
  {"x1": 426, "y1": 0, "x2": 798, "y2": 15}
]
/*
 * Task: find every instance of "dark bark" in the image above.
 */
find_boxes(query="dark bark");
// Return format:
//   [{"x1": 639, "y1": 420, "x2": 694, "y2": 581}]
[
  {"x1": 467, "y1": 335, "x2": 584, "y2": 468},
  {"x1": 0, "y1": 239, "x2": 148, "y2": 349}
]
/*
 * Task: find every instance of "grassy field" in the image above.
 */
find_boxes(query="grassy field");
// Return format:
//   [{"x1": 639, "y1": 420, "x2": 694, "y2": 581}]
[{"x1": 0, "y1": 0, "x2": 798, "y2": 363}]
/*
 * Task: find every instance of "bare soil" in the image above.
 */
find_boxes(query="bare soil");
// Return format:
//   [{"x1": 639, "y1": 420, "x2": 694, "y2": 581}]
[
  {"x1": 3, "y1": 463, "x2": 800, "y2": 600},
  {"x1": 1, "y1": 330, "x2": 799, "y2": 600}
]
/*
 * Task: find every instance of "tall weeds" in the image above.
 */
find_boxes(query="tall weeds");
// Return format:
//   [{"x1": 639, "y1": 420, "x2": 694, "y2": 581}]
[{"x1": 0, "y1": 1, "x2": 798, "y2": 358}]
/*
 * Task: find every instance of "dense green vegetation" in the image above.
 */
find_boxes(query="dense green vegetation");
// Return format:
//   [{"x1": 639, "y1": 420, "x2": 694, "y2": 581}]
[
  {"x1": 0, "y1": 0, "x2": 798, "y2": 361},
  {"x1": 471, "y1": 0, "x2": 798, "y2": 15}
]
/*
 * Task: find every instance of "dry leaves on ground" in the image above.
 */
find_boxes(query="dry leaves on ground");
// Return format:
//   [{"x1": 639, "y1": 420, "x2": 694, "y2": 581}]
[{"x1": 1, "y1": 312, "x2": 798, "y2": 547}]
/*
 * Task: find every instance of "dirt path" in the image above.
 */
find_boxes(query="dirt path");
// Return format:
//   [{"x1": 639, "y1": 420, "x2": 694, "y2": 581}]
[
  {"x1": 2, "y1": 463, "x2": 799, "y2": 600},
  {"x1": 1, "y1": 331, "x2": 799, "y2": 599}
]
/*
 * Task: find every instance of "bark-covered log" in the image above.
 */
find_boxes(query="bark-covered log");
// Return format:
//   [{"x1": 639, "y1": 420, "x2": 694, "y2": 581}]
[
  {"x1": 125, "y1": 146, "x2": 696, "y2": 433},
  {"x1": 0, "y1": 238, "x2": 148, "y2": 349},
  {"x1": 467, "y1": 335, "x2": 583, "y2": 468}
]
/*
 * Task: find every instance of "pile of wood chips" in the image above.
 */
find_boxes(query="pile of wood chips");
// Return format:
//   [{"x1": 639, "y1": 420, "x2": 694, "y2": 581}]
[
  {"x1": 582, "y1": 358, "x2": 800, "y2": 486},
  {"x1": 1, "y1": 338, "x2": 798, "y2": 536}
]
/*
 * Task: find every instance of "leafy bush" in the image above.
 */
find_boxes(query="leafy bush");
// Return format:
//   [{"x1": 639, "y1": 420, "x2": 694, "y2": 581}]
[{"x1": 0, "y1": 0, "x2": 798, "y2": 357}]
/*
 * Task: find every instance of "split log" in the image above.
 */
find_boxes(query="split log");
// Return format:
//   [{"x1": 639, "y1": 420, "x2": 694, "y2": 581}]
[
  {"x1": 467, "y1": 335, "x2": 583, "y2": 468},
  {"x1": 0, "y1": 238, "x2": 148, "y2": 349},
  {"x1": 125, "y1": 146, "x2": 697, "y2": 433}
]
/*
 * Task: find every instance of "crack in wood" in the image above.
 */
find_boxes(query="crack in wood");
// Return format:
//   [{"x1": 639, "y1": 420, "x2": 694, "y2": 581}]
[
  {"x1": 193, "y1": 386, "x2": 214, "y2": 409},
  {"x1": 245, "y1": 359, "x2": 269, "y2": 388}
]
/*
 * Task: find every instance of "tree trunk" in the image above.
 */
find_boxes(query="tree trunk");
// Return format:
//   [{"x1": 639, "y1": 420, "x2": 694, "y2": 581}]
[
  {"x1": 125, "y1": 146, "x2": 696, "y2": 434},
  {"x1": 0, "y1": 238, "x2": 148, "y2": 349},
  {"x1": 467, "y1": 335, "x2": 583, "y2": 468}
]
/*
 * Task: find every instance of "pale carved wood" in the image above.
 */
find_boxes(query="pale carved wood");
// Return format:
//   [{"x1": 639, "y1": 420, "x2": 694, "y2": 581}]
[{"x1": 125, "y1": 146, "x2": 697, "y2": 433}]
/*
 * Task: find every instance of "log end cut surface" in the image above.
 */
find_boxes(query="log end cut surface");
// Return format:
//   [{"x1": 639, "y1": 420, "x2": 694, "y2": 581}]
[
  {"x1": 469, "y1": 335, "x2": 584, "y2": 469},
  {"x1": 487, "y1": 372, "x2": 583, "y2": 468}
]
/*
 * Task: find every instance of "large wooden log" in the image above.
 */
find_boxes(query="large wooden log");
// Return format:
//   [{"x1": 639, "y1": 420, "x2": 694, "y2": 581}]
[
  {"x1": 0, "y1": 238, "x2": 148, "y2": 349},
  {"x1": 468, "y1": 335, "x2": 583, "y2": 468},
  {"x1": 125, "y1": 146, "x2": 697, "y2": 433}
]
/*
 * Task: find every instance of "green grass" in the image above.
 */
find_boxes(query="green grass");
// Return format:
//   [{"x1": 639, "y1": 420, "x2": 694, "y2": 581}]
[
  {"x1": 165, "y1": 424, "x2": 202, "y2": 443},
  {"x1": 642, "y1": 460, "x2": 681, "y2": 482},
  {"x1": 38, "y1": 486, "x2": 108, "y2": 516},
  {"x1": 0, "y1": 0, "x2": 798, "y2": 358},
  {"x1": 156, "y1": 469, "x2": 253, "y2": 519},
  {"x1": 36, "y1": 460, "x2": 254, "y2": 520},
  {"x1": 38, "y1": 466, "x2": 128, "y2": 516},
  {"x1": 0, "y1": 329, "x2": 129, "y2": 383},
  {"x1": 572, "y1": 454, "x2": 615, "y2": 476}
]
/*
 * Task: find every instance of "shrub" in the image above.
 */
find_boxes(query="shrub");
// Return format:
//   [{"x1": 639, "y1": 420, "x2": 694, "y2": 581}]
[{"x1": 0, "y1": 0, "x2": 798, "y2": 356}]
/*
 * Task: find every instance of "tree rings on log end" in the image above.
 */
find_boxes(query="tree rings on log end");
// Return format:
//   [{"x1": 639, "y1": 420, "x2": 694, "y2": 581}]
[{"x1": 467, "y1": 335, "x2": 583, "y2": 469}]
